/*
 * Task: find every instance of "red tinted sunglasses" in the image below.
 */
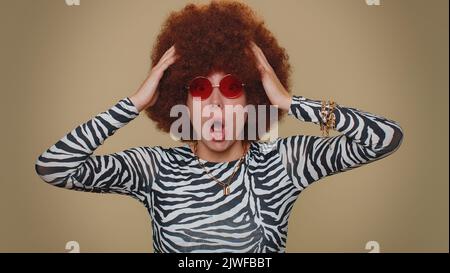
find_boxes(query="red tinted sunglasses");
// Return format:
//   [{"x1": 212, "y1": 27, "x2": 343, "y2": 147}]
[{"x1": 185, "y1": 74, "x2": 245, "y2": 100}]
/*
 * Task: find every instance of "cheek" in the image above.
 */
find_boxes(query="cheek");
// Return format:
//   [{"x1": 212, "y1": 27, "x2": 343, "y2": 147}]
[
  {"x1": 186, "y1": 96, "x2": 192, "y2": 120},
  {"x1": 240, "y1": 92, "x2": 247, "y2": 105},
  {"x1": 231, "y1": 93, "x2": 247, "y2": 110},
  {"x1": 186, "y1": 93, "x2": 194, "y2": 109},
  {"x1": 187, "y1": 95, "x2": 204, "y2": 122},
  {"x1": 237, "y1": 95, "x2": 248, "y2": 118},
  {"x1": 228, "y1": 99, "x2": 249, "y2": 130},
  {"x1": 187, "y1": 97, "x2": 209, "y2": 129}
]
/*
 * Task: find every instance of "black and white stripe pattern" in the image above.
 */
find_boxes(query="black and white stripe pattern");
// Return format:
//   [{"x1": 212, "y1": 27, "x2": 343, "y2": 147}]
[
  {"x1": 276, "y1": 96, "x2": 404, "y2": 190},
  {"x1": 35, "y1": 95, "x2": 404, "y2": 252}
]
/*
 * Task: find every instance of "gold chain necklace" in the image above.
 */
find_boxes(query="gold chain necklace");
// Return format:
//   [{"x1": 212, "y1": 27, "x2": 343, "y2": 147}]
[{"x1": 193, "y1": 142, "x2": 248, "y2": 196}]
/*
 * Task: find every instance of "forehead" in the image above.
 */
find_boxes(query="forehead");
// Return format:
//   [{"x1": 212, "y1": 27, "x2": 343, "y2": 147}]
[{"x1": 206, "y1": 70, "x2": 228, "y2": 79}]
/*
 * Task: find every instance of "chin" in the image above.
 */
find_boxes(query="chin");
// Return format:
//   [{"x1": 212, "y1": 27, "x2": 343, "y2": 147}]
[{"x1": 204, "y1": 140, "x2": 233, "y2": 152}]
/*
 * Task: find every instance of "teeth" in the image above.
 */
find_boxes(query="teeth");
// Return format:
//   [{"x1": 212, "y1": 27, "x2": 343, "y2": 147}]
[
  {"x1": 211, "y1": 121, "x2": 223, "y2": 132},
  {"x1": 210, "y1": 121, "x2": 225, "y2": 141},
  {"x1": 211, "y1": 130, "x2": 224, "y2": 141}
]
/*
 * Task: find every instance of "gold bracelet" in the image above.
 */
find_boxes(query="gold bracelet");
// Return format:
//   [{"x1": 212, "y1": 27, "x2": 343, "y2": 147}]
[{"x1": 320, "y1": 99, "x2": 336, "y2": 137}]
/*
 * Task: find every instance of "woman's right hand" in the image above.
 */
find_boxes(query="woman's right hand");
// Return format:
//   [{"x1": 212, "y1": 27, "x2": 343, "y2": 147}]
[{"x1": 130, "y1": 45, "x2": 179, "y2": 112}]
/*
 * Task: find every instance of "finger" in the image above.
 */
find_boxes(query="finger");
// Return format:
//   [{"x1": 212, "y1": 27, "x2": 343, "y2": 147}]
[
  {"x1": 161, "y1": 46, "x2": 176, "y2": 64},
  {"x1": 249, "y1": 43, "x2": 265, "y2": 71},
  {"x1": 159, "y1": 46, "x2": 173, "y2": 62},
  {"x1": 156, "y1": 47, "x2": 178, "y2": 69},
  {"x1": 166, "y1": 54, "x2": 179, "y2": 66},
  {"x1": 160, "y1": 54, "x2": 179, "y2": 70},
  {"x1": 253, "y1": 44, "x2": 272, "y2": 71},
  {"x1": 255, "y1": 51, "x2": 269, "y2": 74},
  {"x1": 250, "y1": 42, "x2": 272, "y2": 71},
  {"x1": 250, "y1": 43, "x2": 270, "y2": 72},
  {"x1": 158, "y1": 45, "x2": 176, "y2": 66},
  {"x1": 165, "y1": 45, "x2": 176, "y2": 55}
]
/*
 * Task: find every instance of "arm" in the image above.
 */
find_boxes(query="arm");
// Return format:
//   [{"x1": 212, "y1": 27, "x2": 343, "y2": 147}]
[
  {"x1": 276, "y1": 95, "x2": 404, "y2": 190},
  {"x1": 34, "y1": 97, "x2": 159, "y2": 206}
]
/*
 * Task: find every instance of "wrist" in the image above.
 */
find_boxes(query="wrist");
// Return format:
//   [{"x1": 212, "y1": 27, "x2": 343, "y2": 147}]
[
  {"x1": 129, "y1": 94, "x2": 145, "y2": 112},
  {"x1": 279, "y1": 95, "x2": 292, "y2": 111}
]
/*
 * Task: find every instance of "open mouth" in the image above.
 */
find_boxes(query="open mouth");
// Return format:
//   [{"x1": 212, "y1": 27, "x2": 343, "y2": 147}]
[{"x1": 210, "y1": 120, "x2": 225, "y2": 141}]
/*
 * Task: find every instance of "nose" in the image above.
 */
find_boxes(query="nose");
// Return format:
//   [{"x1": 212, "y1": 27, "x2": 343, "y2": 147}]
[{"x1": 209, "y1": 84, "x2": 223, "y2": 109}]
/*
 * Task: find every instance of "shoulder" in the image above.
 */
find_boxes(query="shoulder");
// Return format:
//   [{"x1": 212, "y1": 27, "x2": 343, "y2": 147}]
[
  {"x1": 252, "y1": 138, "x2": 281, "y2": 156},
  {"x1": 142, "y1": 144, "x2": 194, "y2": 164},
  {"x1": 257, "y1": 135, "x2": 313, "y2": 153},
  {"x1": 140, "y1": 145, "x2": 181, "y2": 155}
]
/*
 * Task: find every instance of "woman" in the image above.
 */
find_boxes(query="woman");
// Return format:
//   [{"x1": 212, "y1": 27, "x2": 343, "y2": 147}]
[{"x1": 35, "y1": 0, "x2": 404, "y2": 253}]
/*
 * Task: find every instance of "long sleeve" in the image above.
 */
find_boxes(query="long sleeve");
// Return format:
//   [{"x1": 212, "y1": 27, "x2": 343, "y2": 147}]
[
  {"x1": 276, "y1": 95, "x2": 404, "y2": 190},
  {"x1": 34, "y1": 97, "x2": 158, "y2": 206}
]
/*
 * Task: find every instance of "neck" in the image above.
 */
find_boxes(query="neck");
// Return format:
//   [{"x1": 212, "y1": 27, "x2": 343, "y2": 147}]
[{"x1": 192, "y1": 141, "x2": 248, "y2": 163}]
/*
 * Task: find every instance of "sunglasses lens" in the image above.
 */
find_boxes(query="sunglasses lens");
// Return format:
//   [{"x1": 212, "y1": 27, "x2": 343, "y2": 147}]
[
  {"x1": 220, "y1": 75, "x2": 244, "y2": 99},
  {"x1": 189, "y1": 77, "x2": 212, "y2": 100}
]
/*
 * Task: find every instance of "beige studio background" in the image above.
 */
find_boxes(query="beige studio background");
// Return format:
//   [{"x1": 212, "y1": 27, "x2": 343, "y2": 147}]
[{"x1": 0, "y1": 0, "x2": 448, "y2": 252}]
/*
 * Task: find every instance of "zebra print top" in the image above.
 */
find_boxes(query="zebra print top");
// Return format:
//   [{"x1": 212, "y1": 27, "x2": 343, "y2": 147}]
[{"x1": 35, "y1": 95, "x2": 404, "y2": 253}]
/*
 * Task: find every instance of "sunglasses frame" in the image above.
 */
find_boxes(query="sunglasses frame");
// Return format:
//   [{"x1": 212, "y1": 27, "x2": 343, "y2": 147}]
[{"x1": 185, "y1": 74, "x2": 246, "y2": 100}]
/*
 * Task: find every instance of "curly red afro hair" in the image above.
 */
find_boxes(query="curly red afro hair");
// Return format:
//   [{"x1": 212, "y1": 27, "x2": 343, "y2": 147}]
[{"x1": 146, "y1": 0, "x2": 292, "y2": 142}]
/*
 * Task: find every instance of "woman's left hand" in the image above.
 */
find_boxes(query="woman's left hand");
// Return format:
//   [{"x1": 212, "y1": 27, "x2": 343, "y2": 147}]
[{"x1": 249, "y1": 41, "x2": 292, "y2": 111}]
